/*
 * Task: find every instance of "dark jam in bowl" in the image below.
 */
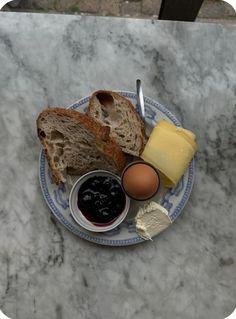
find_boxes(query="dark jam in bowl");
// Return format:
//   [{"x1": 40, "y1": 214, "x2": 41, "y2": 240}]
[{"x1": 77, "y1": 176, "x2": 126, "y2": 225}]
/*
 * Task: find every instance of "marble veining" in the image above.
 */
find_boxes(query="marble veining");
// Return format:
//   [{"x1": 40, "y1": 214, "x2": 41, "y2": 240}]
[{"x1": 0, "y1": 12, "x2": 236, "y2": 319}]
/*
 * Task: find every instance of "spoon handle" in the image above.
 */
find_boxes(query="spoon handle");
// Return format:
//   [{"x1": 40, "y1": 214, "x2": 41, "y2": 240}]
[{"x1": 136, "y1": 79, "x2": 145, "y2": 121}]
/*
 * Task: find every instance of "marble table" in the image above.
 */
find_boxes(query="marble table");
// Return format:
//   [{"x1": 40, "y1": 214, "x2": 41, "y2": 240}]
[{"x1": 0, "y1": 12, "x2": 235, "y2": 319}]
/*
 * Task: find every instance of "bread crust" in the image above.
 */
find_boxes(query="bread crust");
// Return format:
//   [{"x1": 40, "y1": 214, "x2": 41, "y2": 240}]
[
  {"x1": 37, "y1": 107, "x2": 126, "y2": 184},
  {"x1": 87, "y1": 90, "x2": 145, "y2": 155}
]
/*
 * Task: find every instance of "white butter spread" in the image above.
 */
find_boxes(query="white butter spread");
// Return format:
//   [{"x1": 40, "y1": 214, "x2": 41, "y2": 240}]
[{"x1": 135, "y1": 201, "x2": 172, "y2": 240}]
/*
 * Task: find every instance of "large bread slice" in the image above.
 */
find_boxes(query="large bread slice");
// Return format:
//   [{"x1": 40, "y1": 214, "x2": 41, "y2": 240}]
[
  {"x1": 87, "y1": 91, "x2": 145, "y2": 156},
  {"x1": 37, "y1": 108, "x2": 126, "y2": 184}
]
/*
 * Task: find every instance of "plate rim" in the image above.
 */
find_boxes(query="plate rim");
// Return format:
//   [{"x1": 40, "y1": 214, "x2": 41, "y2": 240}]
[{"x1": 38, "y1": 91, "x2": 195, "y2": 246}]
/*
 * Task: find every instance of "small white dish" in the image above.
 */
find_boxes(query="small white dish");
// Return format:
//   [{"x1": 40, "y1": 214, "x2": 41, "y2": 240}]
[{"x1": 69, "y1": 170, "x2": 130, "y2": 233}]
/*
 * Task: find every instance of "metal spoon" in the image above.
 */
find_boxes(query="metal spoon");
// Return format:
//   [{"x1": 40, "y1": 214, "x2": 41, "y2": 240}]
[
  {"x1": 136, "y1": 79, "x2": 145, "y2": 121},
  {"x1": 136, "y1": 79, "x2": 153, "y2": 139}
]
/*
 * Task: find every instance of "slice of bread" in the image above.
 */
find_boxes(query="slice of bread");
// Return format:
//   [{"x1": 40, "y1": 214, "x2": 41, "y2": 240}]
[
  {"x1": 87, "y1": 91, "x2": 145, "y2": 156},
  {"x1": 37, "y1": 108, "x2": 126, "y2": 184}
]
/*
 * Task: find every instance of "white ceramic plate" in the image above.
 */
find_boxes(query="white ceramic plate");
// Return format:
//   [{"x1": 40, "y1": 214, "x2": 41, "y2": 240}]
[{"x1": 39, "y1": 91, "x2": 194, "y2": 246}]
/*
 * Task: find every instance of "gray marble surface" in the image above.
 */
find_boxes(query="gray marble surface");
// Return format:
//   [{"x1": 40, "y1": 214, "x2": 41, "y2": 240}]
[{"x1": 0, "y1": 12, "x2": 235, "y2": 319}]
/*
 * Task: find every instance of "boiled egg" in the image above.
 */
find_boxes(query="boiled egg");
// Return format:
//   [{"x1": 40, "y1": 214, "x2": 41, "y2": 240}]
[{"x1": 121, "y1": 161, "x2": 160, "y2": 200}]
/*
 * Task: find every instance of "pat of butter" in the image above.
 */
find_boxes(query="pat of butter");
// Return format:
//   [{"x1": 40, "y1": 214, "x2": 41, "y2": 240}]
[
  {"x1": 135, "y1": 202, "x2": 172, "y2": 240},
  {"x1": 141, "y1": 120, "x2": 197, "y2": 188}
]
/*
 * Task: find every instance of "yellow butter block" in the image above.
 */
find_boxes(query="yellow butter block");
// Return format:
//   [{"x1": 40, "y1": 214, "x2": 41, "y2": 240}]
[{"x1": 141, "y1": 120, "x2": 197, "y2": 188}]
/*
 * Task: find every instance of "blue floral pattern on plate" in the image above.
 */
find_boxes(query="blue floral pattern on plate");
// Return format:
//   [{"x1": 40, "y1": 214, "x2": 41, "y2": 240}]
[{"x1": 39, "y1": 91, "x2": 195, "y2": 246}]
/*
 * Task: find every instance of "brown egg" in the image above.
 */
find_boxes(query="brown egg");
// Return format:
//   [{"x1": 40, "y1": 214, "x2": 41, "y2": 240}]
[{"x1": 121, "y1": 162, "x2": 160, "y2": 200}]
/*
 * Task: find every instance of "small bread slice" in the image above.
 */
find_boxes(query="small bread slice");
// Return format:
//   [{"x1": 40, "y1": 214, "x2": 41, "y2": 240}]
[
  {"x1": 87, "y1": 90, "x2": 145, "y2": 156},
  {"x1": 37, "y1": 108, "x2": 126, "y2": 184}
]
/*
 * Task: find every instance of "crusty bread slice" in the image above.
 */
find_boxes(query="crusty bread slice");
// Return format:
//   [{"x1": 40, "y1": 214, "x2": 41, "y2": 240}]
[
  {"x1": 37, "y1": 108, "x2": 126, "y2": 184},
  {"x1": 87, "y1": 91, "x2": 145, "y2": 156}
]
